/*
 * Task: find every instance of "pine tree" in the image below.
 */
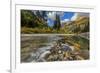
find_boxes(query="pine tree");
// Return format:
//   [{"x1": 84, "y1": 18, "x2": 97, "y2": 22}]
[
  {"x1": 53, "y1": 14, "x2": 61, "y2": 30},
  {"x1": 56, "y1": 14, "x2": 61, "y2": 30}
]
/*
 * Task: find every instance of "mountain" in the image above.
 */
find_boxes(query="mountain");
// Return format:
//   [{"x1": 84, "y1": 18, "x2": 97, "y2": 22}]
[
  {"x1": 21, "y1": 10, "x2": 48, "y2": 28},
  {"x1": 63, "y1": 16, "x2": 89, "y2": 33}
]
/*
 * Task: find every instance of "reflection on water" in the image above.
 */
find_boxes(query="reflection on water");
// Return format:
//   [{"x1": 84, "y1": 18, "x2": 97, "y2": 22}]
[{"x1": 21, "y1": 35, "x2": 89, "y2": 62}]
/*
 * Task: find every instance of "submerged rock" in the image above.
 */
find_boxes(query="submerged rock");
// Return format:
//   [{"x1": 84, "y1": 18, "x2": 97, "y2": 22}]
[
  {"x1": 30, "y1": 40, "x2": 85, "y2": 62},
  {"x1": 61, "y1": 44, "x2": 72, "y2": 51}
]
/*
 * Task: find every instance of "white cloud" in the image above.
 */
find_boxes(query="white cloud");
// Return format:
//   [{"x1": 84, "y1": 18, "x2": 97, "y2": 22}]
[
  {"x1": 57, "y1": 12, "x2": 64, "y2": 16},
  {"x1": 71, "y1": 12, "x2": 89, "y2": 21},
  {"x1": 47, "y1": 12, "x2": 64, "y2": 20},
  {"x1": 47, "y1": 12, "x2": 56, "y2": 20},
  {"x1": 61, "y1": 19, "x2": 70, "y2": 23},
  {"x1": 71, "y1": 13, "x2": 78, "y2": 21}
]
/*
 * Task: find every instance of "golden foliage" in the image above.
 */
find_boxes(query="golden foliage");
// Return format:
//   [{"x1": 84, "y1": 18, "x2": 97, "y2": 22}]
[{"x1": 74, "y1": 43, "x2": 81, "y2": 51}]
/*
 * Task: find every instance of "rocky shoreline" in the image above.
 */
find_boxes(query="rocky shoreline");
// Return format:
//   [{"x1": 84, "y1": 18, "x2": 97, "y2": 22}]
[
  {"x1": 21, "y1": 35, "x2": 89, "y2": 62},
  {"x1": 30, "y1": 40, "x2": 88, "y2": 62}
]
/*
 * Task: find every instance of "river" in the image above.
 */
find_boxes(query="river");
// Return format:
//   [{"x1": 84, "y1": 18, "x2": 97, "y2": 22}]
[{"x1": 21, "y1": 35, "x2": 89, "y2": 62}]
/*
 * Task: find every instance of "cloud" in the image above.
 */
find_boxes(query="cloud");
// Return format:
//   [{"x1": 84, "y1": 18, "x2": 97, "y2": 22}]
[
  {"x1": 61, "y1": 19, "x2": 70, "y2": 23},
  {"x1": 47, "y1": 12, "x2": 56, "y2": 20},
  {"x1": 71, "y1": 13, "x2": 78, "y2": 21},
  {"x1": 57, "y1": 12, "x2": 64, "y2": 16},
  {"x1": 47, "y1": 12, "x2": 64, "y2": 20},
  {"x1": 71, "y1": 12, "x2": 89, "y2": 21}
]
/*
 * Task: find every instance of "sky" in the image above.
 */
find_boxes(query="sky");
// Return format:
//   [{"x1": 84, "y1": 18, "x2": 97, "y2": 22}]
[
  {"x1": 32, "y1": 10, "x2": 89, "y2": 27},
  {"x1": 46, "y1": 11, "x2": 89, "y2": 27},
  {"x1": 46, "y1": 11, "x2": 75, "y2": 27},
  {"x1": 60, "y1": 12, "x2": 74, "y2": 20}
]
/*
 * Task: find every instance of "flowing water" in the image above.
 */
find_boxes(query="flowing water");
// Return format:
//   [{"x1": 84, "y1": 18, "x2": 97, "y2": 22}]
[{"x1": 21, "y1": 35, "x2": 89, "y2": 62}]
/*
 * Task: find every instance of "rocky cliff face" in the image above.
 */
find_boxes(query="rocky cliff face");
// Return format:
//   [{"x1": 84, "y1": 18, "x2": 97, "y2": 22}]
[{"x1": 62, "y1": 16, "x2": 89, "y2": 33}]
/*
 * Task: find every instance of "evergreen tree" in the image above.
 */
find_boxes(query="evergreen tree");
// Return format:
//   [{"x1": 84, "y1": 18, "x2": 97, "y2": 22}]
[
  {"x1": 56, "y1": 14, "x2": 61, "y2": 30},
  {"x1": 53, "y1": 14, "x2": 61, "y2": 30},
  {"x1": 21, "y1": 10, "x2": 48, "y2": 28},
  {"x1": 21, "y1": 10, "x2": 35, "y2": 27}
]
